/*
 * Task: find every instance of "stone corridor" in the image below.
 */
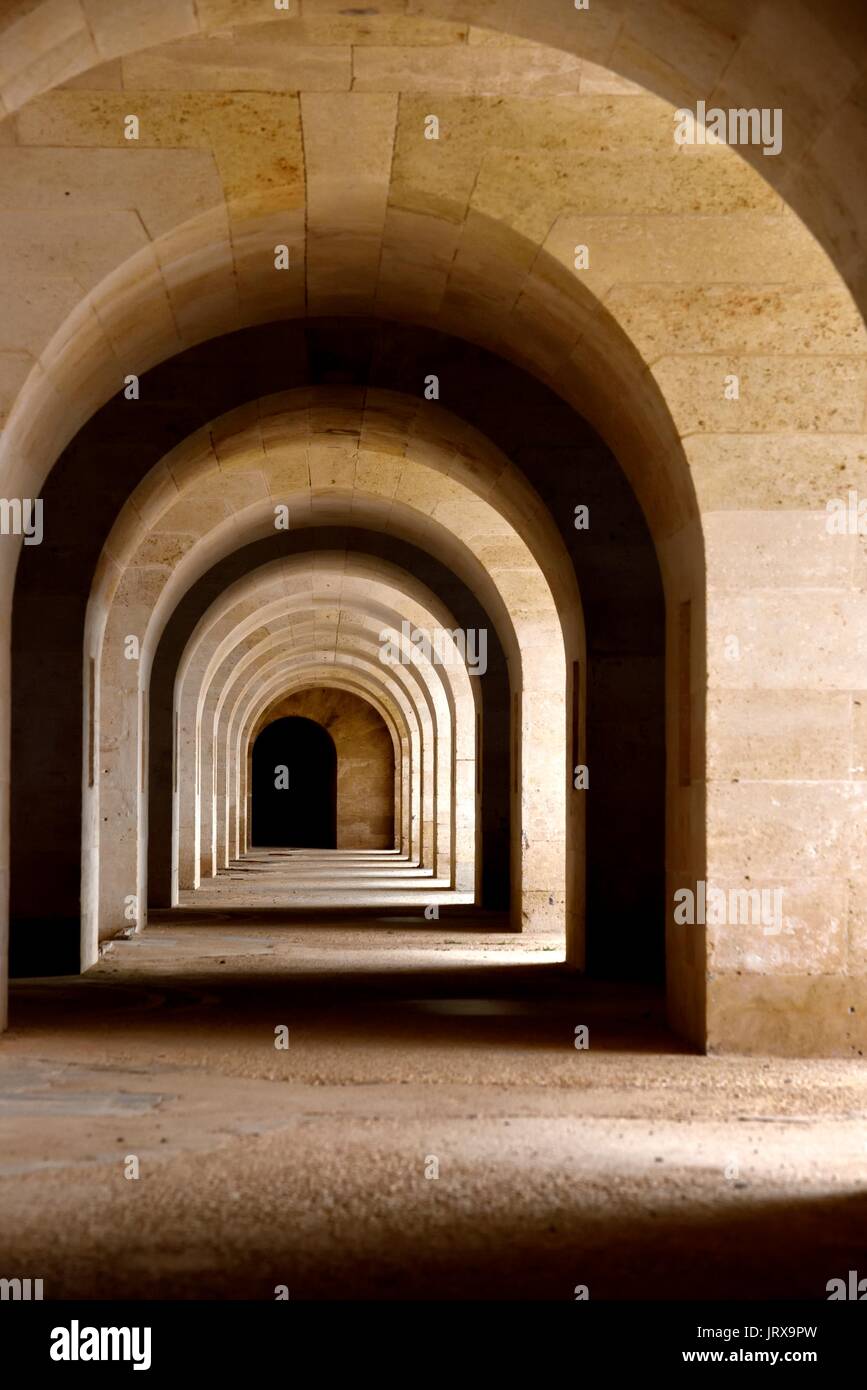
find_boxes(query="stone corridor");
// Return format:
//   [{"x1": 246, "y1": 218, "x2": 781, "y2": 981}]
[{"x1": 1, "y1": 0, "x2": 867, "y2": 1316}]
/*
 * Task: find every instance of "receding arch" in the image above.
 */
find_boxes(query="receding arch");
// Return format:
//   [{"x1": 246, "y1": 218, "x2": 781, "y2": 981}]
[
  {"x1": 2, "y1": 0, "x2": 862, "y2": 316},
  {"x1": 251, "y1": 716, "x2": 338, "y2": 850},
  {"x1": 237, "y1": 664, "x2": 412, "y2": 867},
  {"x1": 253, "y1": 685, "x2": 399, "y2": 855},
  {"x1": 166, "y1": 551, "x2": 481, "y2": 907},
  {"x1": 7, "y1": 320, "x2": 671, "y2": 1045},
  {"x1": 178, "y1": 608, "x2": 447, "y2": 898},
  {"x1": 0, "y1": 1, "x2": 864, "y2": 1059},
  {"x1": 85, "y1": 396, "x2": 579, "y2": 977},
  {"x1": 8, "y1": 321, "x2": 668, "y2": 1036}
]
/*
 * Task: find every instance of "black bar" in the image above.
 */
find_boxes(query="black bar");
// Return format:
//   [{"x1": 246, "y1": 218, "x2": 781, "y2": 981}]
[{"x1": 1, "y1": 1300, "x2": 861, "y2": 1375}]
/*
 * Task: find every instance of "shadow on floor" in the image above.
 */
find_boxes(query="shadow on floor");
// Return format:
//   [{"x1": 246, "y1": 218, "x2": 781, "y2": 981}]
[
  {"x1": 8, "y1": 956, "x2": 680, "y2": 1055},
  {"x1": 151, "y1": 905, "x2": 512, "y2": 925},
  {"x1": 1, "y1": 1167, "x2": 864, "y2": 1300}
]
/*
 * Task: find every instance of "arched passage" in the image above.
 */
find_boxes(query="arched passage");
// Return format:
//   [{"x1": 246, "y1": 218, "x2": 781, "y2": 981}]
[
  {"x1": 141, "y1": 521, "x2": 513, "y2": 917},
  {"x1": 4, "y1": 0, "x2": 867, "y2": 1316},
  {"x1": 164, "y1": 546, "x2": 481, "y2": 908},
  {"x1": 1, "y1": 4, "x2": 863, "y2": 1054},
  {"x1": 9, "y1": 320, "x2": 665, "y2": 1029},
  {"x1": 85, "y1": 400, "x2": 575, "y2": 965},
  {"x1": 254, "y1": 689, "x2": 396, "y2": 852},
  {"x1": 251, "y1": 716, "x2": 337, "y2": 850}
]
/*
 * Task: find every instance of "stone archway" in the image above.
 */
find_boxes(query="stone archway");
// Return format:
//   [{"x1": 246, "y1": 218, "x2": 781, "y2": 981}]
[
  {"x1": 250, "y1": 715, "x2": 338, "y2": 850},
  {"x1": 2, "y1": 3, "x2": 865, "y2": 1053},
  {"x1": 87, "y1": 404, "x2": 577, "y2": 954},
  {"x1": 254, "y1": 689, "x2": 396, "y2": 852}
]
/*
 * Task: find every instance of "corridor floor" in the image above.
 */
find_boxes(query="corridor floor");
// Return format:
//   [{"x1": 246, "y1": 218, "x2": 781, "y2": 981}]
[
  {"x1": 1, "y1": 853, "x2": 866, "y2": 1300},
  {"x1": 180, "y1": 846, "x2": 475, "y2": 911}
]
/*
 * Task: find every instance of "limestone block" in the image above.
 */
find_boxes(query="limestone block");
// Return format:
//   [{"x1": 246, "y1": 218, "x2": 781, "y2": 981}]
[
  {"x1": 852, "y1": 695, "x2": 867, "y2": 779},
  {"x1": 704, "y1": 510, "x2": 857, "y2": 592},
  {"x1": 541, "y1": 211, "x2": 836, "y2": 301},
  {"x1": 652, "y1": 354, "x2": 865, "y2": 436},
  {"x1": 113, "y1": 565, "x2": 168, "y2": 613},
  {"x1": 82, "y1": 0, "x2": 198, "y2": 62},
  {"x1": 158, "y1": 495, "x2": 231, "y2": 535},
  {"x1": 353, "y1": 42, "x2": 581, "y2": 96},
  {"x1": 0, "y1": 350, "x2": 33, "y2": 418},
  {"x1": 99, "y1": 504, "x2": 151, "y2": 576},
  {"x1": 608, "y1": 285, "x2": 867, "y2": 361},
  {"x1": 707, "y1": 689, "x2": 853, "y2": 782},
  {"x1": 263, "y1": 457, "x2": 310, "y2": 495},
  {"x1": 706, "y1": 972, "x2": 867, "y2": 1056},
  {"x1": 133, "y1": 532, "x2": 198, "y2": 569},
  {"x1": 378, "y1": 208, "x2": 458, "y2": 318},
  {"x1": 90, "y1": 244, "x2": 182, "y2": 367},
  {"x1": 14, "y1": 163, "x2": 224, "y2": 307},
  {"x1": 707, "y1": 592, "x2": 867, "y2": 691},
  {"x1": 0, "y1": 7, "x2": 98, "y2": 111},
  {"x1": 620, "y1": 1, "x2": 740, "y2": 92},
  {"x1": 709, "y1": 0, "x2": 860, "y2": 157},
  {"x1": 683, "y1": 434, "x2": 867, "y2": 512},
  {"x1": 354, "y1": 453, "x2": 402, "y2": 501},
  {"x1": 471, "y1": 141, "x2": 777, "y2": 245},
  {"x1": 520, "y1": 889, "x2": 567, "y2": 937},
  {"x1": 848, "y1": 883, "x2": 867, "y2": 974},
  {"x1": 706, "y1": 876, "x2": 848, "y2": 975},
  {"x1": 58, "y1": 57, "x2": 123, "y2": 90},
  {"x1": 123, "y1": 34, "x2": 350, "y2": 92},
  {"x1": 196, "y1": 0, "x2": 299, "y2": 29},
  {"x1": 790, "y1": 93, "x2": 867, "y2": 295},
  {"x1": 0, "y1": 206, "x2": 151, "y2": 288},
  {"x1": 38, "y1": 303, "x2": 121, "y2": 427},
  {"x1": 706, "y1": 781, "x2": 867, "y2": 881},
  {"x1": 164, "y1": 431, "x2": 217, "y2": 493},
  {"x1": 578, "y1": 60, "x2": 645, "y2": 96}
]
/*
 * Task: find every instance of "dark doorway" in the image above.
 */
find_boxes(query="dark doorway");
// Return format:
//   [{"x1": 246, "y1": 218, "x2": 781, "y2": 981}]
[{"x1": 251, "y1": 717, "x2": 337, "y2": 848}]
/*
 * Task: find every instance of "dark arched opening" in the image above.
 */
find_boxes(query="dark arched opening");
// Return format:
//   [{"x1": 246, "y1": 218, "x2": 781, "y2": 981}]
[{"x1": 251, "y1": 716, "x2": 337, "y2": 849}]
